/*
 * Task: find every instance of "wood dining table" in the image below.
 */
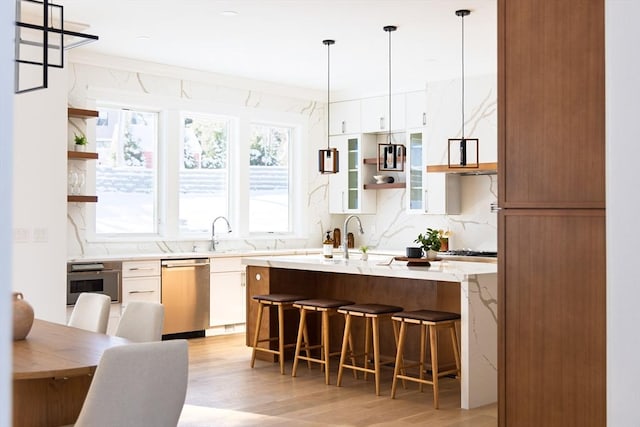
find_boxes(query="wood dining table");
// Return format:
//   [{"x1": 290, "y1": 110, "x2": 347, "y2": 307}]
[{"x1": 12, "y1": 319, "x2": 130, "y2": 427}]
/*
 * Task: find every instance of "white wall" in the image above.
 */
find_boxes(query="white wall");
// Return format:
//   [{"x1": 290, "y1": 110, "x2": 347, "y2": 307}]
[
  {"x1": 65, "y1": 56, "x2": 497, "y2": 257},
  {"x1": 12, "y1": 65, "x2": 67, "y2": 324},
  {"x1": 1, "y1": 0, "x2": 15, "y2": 424},
  {"x1": 606, "y1": 1, "x2": 640, "y2": 425}
]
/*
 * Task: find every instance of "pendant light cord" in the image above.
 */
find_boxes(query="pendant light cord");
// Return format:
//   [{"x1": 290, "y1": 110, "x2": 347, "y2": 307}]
[
  {"x1": 327, "y1": 41, "x2": 331, "y2": 150},
  {"x1": 461, "y1": 12, "x2": 466, "y2": 139},
  {"x1": 388, "y1": 27, "x2": 392, "y2": 144}
]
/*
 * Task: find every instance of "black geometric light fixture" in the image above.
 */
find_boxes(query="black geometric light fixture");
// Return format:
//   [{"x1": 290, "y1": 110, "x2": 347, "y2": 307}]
[
  {"x1": 448, "y1": 9, "x2": 479, "y2": 168},
  {"x1": 318, "y1": 39, "x2": 339, "y2": 174},
  {"x1": 378, "y1": 25, "x2": 405, "y2": 172},
  {"x1": 15, "y1": 0, "x2": 99, "y2": 94}
]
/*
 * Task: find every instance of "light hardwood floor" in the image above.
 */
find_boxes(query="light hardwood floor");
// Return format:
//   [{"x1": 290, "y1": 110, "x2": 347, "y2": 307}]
[{"x1": 178, "y1": 333, "x2": 497, "y2": 427}]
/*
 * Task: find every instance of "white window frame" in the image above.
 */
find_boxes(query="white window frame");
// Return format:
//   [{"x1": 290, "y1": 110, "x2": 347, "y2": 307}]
[{"x1": 83, "y1": 89, "x2": 308, "y2": 243}]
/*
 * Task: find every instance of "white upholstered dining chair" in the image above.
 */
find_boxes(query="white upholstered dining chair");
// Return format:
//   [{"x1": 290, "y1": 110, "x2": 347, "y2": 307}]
[
  {"x1": 73, "y1": 340, "x2": 189, "y2": 427},
  {"x1": 115, "y1": 301, "x2": 165, "y2": 342},
  {"x1": 67, "y1": 292, "x2": 111, "y2": 334}
]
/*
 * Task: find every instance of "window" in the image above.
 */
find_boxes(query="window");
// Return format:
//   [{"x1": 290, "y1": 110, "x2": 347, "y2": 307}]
[
  {"x1": 179, "y1": 113, "x2": 231, "y2": 234},
  {"x1": 90, "y1": 98, "x2": 304, "y2": 240},
  {"x1": 95, "y1": 107, "x2": 158, "y2": 235},
  {"x1": 248, "y1": 123, "x2": 291, "y2": 233}
]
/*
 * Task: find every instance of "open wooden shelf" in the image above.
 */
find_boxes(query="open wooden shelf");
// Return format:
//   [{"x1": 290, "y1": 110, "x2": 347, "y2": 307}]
[
  {"x1": 363, "y1": 182, "x2": 405, "y2": 190},
  {"x1": 67, "y1": 151, "x2": 98, "y2": 160},
  {"x1": 67, "y1": 195, "x2": 98, "y2": 203},
  {"x1": 68, "y1": 107, "x2": 99, "y2": 119},
  {"x1": 426, "y1": 162, "x2": 498, "y2": 174},
  {"x1": 363, "y1": 157, "x2": 406, "y2": 167}
]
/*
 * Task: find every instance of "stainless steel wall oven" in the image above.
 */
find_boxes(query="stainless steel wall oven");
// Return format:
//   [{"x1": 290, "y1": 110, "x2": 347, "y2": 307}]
[{"x1": 66, "y1": 261, "x2": 121, "y2": 305}]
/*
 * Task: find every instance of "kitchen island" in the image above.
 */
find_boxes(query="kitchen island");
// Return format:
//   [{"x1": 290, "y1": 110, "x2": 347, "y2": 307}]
[{"x1": 242, "y1": 254, "x2": 497, "y2": 409}]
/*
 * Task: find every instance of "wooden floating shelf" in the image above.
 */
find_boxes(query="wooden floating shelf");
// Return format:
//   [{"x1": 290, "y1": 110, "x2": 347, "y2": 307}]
[
  {"x1": 68, "y1": 107, "x2": 99, "y2": 119},
  {"x1": 426, "y1": 162, "x2": 498, "y2": 174},
  {"x1": 67, "y1": 195, "x2": 98, "y2": 203},
  {"x1": 363, "y1": 158, "x2": 380, "y2": 165},
  {"x1": 68, "y1": 151, "x2": 98, "y2": 160},
  {"x1": 363, "y1": 157, "x2": 406, "y2": 166},
  {"x1": 363, "y1": 182, "x2": 405, "y2": 190}
]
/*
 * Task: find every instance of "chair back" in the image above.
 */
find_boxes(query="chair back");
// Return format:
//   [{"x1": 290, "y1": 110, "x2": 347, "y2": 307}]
[
  {"x1": 116, "y1": 301, "x2": 165, "y2": 342},
  {"x1": 74, "y1": 340, "x2": 189, "y2": 427},
  {"x1": 68, "y1": 293, "x2": 111, "y2": 333}
]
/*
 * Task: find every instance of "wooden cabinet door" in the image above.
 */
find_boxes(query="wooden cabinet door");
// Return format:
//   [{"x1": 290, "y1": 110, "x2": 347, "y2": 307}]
[
  {"x1": 498, "y1": 1, "x2": 606, "y2": 425},
  {"x1": 499, "y1": 0, "x2": 605, "y2": 209},
  {"x1": 499, "y1": 210, "x2": 605, "y2": 427},
  {"x1": 245, "y1": 266, "x2": 270, "y2": 347}
]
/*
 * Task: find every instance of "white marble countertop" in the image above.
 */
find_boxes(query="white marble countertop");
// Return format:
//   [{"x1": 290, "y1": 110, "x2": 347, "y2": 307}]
[
  {"x1": 66, "y1": 248, "x2": 314, "y2": 263},
  {"x1": 242, "y1": 253, "x2": 497, "y2": 282},
  {"x1": 67, "y1": 248, "x2": 497, "y2": 268}
]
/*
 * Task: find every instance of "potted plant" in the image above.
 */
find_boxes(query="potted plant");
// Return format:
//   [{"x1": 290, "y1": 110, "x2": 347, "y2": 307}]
[
  {"x1": 414, "y1": 228, "x2": 442, "y2": 259},
  {"x1": 74, "y1": 133, "x2": 88, "y2": 152},
  {"x1": 359, "y1": 245, "x2": 369, "y2": 261}
]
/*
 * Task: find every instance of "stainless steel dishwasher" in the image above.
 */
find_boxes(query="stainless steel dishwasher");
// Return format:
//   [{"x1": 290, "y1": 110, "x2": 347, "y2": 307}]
[{"x1": 161, "y1": 258, "x2": 210, "y2": 337}]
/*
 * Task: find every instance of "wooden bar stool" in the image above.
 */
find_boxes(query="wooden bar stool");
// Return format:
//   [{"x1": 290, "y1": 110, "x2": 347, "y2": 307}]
[
  {"x1": 336, "y1": 303, "x2": 403, "y2": 396},
  {"x1": 390, "y1": 309, "x2": 461, "y2": 409},
  {"x1": 250, "y1": 293, "x2": 306, "y2": 375},
  {"x1": 291, "y1": 298, "x2": 355, "y2": 385}
]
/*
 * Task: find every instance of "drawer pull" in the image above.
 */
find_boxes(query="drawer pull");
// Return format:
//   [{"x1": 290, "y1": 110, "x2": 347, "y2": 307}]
[{"x1": 128, "y1": 290, "x2": 155, "y2": 294}]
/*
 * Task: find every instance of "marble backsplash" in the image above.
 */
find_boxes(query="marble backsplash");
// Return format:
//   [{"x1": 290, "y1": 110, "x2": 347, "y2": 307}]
[{"x1": 67, "y1": 57, "x2": 496, "y2": 257}]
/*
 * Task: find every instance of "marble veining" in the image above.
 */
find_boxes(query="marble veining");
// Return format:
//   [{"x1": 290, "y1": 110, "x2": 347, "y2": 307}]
[{"x1": 66, "y1": 59, "x2": 497, "y2": 258}]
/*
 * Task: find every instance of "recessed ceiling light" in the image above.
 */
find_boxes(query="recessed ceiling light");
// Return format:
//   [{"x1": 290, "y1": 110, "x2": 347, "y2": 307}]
[
  {"x1": 221, "y1": 10, "x2": 238, "y2": 16},
  {"x1": 136, "y1": 35, "x2": 151, "y2": 41}
]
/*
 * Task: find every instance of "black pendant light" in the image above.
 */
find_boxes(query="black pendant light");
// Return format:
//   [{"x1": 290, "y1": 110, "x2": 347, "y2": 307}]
[
  {"x1": 319, "y1": 39, "x2": 339, "y2": 174},
  {"x1": 378, "y1": 25, "x2": 405, "y2": 172},
  {"x1": 448, "y1": 9, "x2": 479, "y2": 168}
]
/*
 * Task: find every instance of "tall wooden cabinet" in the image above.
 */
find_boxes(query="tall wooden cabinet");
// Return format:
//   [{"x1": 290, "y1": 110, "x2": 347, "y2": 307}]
[{"x1": 498, "y1": 1, "x2": 606, "y2": 426}]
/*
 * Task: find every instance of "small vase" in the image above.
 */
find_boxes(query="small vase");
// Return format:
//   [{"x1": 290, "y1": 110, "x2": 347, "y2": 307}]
[
  {"x1": 361, "y1": 253, "x2": 368, "y2": 261},
  {"x1": 426, "y1": 249, "x2": 438, "y2": 260},
  {"x1": 75, "y1": 144, "x2": 86, "y2": 152},
  {"x1": 13, "y1": 292, "x2": 34, "y2": 341}
]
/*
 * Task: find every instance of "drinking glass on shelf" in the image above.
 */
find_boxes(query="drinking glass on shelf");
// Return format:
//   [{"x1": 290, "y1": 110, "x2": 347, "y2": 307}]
[
  {"x1": 68, "y1": 170, "x2": 79, "y2": 195},
  {"x1": 77, "y1": 171, "x2": 85, "y2": 195}
]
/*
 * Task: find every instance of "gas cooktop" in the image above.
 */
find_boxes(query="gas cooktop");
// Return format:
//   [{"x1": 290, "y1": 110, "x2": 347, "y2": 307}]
[{"x1": 441, "y1": 250, "x2": 498, "y2": 258}]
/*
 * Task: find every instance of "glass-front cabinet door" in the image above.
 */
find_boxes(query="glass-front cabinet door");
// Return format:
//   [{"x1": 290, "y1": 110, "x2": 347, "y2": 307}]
[
  {"x1": 328, "y1": 134, "x2": 376, "y2": 214},
  {"x1": 407, "y1": 131, "x2": 425, "y2": 212},
  {"x1": 406, "y1": 129, "x2": 461, "y2": 215}
]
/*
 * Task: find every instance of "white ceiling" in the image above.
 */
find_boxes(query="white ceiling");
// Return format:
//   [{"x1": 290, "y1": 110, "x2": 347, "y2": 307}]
[{"x1": 57, "y1": 0, "x2": 497, "y2": 98}]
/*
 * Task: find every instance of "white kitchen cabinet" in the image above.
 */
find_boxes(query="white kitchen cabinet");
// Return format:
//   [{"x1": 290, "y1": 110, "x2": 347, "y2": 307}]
[
  {"x1": 121, "y1": 260, "x2": 161, "y2": 308},
  {"x1": 329, "y1": 100, "x2": 361, "y2": 135},
  {"x1": 329, "y1": 134, "x2": 377, "y2": 214},
  {"x1": 360, "y1": 94, "x2": 405, "y2": 134},
  {"x1": 405, "y1": 90, "x2": 428, "y2": 129},
  {"x1": 406, "y1": 129, "x2": 460, "y2": 214},
  {"x1": 209, "y1": 257, "x2": 246, "y2": 327}
]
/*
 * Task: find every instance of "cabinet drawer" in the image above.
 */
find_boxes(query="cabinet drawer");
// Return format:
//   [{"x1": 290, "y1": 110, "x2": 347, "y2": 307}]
[
  {"x1": 122, "y1": 276, "x2": 160, "y2": 306},
  {"x1": 210, "y1": 257, "x2": 243, "y2": 273},
  {"x1": 122, "y1": 260, "x2": 160, "y2": 277}
]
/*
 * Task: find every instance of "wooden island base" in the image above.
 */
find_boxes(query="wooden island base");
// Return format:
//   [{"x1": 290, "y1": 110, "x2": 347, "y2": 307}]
[{"x1": 245, "y1": 266, "x2": 461, "y2": 373}]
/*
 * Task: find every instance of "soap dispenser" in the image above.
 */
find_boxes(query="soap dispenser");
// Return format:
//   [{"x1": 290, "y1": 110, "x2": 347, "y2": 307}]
[{"x1": 323, "y1": 231, "x2": 334, "y2": 259}]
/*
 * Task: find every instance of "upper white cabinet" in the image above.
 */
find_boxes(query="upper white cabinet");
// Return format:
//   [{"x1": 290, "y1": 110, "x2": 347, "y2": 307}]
[
  {"x1": 329, "y1": 100, "x2": 361, "y2": 135},
  {"x1": 405, "y1": 90, "x2": 428, "y2": 129},
  {"x1": 360, "y1": 94, "x2": 405, "y2": 133},
  {"x1": 406, "y1": 129, "x2": 460, "y2": 214},
  {"x1": 328, "y1": 134, "x2": 377, "y2": 214}
]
